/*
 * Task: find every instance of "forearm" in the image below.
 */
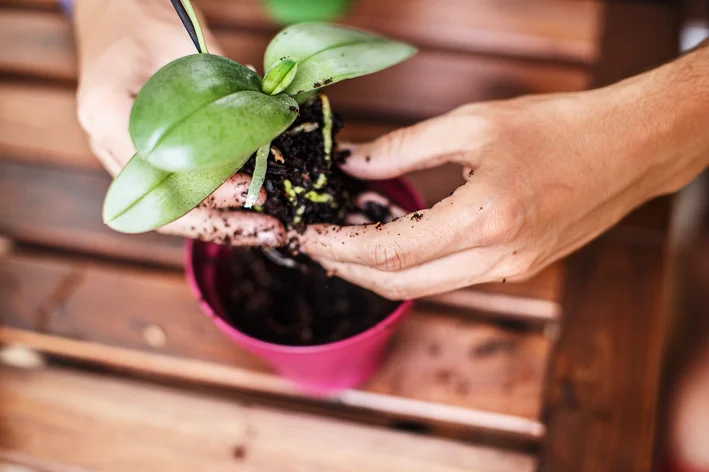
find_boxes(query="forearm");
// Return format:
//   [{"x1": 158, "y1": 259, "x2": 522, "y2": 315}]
[{"x1": 591, "y1": 40, "x2": 709, "y2": 199}]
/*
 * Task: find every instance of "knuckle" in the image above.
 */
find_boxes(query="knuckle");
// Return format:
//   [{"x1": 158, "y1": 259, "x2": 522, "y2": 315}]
[
  {"x1": 481, "y1": 197, "x2": 525, "y2": 244},
  {"x1": 370, "y1": 242, "x2": 407, "y2": 272}
]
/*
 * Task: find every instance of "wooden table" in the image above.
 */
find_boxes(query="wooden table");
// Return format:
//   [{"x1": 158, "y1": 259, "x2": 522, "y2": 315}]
[{"x1": 0, "y1": 1, "x2": 683, "y2": 470}]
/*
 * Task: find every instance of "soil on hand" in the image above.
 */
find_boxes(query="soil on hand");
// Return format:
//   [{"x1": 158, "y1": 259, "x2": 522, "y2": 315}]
[
  {"x1": 217, "y1": 248, "x2": 400, "y2": 346},
  {"x1": 241, "y1": 94, "x2": 364, "y2": 232}
]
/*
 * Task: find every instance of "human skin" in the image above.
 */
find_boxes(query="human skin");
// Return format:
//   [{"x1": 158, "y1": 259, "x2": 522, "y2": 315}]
[
  {"x1": 298, "y1": 41, "x2": 709, "y2": 300},
  {"x1": 73, "y1": 0, "x2": 284, "y2": 246}
]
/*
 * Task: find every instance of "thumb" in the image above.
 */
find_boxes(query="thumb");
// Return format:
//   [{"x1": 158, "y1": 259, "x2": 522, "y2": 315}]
[{"x1": 341, "y1": 112, "x2": 488, "y2": 179}]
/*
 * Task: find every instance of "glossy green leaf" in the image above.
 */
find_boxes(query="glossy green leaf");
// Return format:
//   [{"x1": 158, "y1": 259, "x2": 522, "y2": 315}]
[
  {"x1": 102, "y1": 153, "x2": 244, "y2": 234},
  {"x1": 264, "y1": 0, "x2": 351, "y2": 24},
  {"x1": 264, "y1": 23, "x2": 416, "y2": 95},
  {"x1": 145, "y1": 91, "x2": 298, "y2": 172},
  {"x1": 262, "y1": 57, "x2": 298, "y2": 95},
  {"x1": 130, "y1": 54, "x2": 299, "y2": 172},
  {"x1": 131, "y1": 54, "x2": 261, "y2": 157}
]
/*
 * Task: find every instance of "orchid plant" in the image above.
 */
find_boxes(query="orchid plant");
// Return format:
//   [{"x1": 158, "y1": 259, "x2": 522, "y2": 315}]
[{"x1": 102, "y1": 0, "x2": 416, "y2": 234}]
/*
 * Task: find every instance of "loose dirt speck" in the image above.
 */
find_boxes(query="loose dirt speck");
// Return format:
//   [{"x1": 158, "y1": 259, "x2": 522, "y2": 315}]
[{"x1": 233, "y1": 445, "x2": 247, "y2": 460}]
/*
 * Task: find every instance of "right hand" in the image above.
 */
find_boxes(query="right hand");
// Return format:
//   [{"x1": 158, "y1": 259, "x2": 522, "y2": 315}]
[{"x1": 74, "y1": 0, "x2": 284, "y2": 246}]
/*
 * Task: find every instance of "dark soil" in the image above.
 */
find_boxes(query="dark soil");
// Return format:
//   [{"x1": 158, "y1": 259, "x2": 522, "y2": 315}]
[
  {"x1": 220, "y1": 94, "x2": 400, "y2": 346},
  {"x1": 241, "y1": 94, "x2": 366, "y2": 232},
  {"x1": 217, "y1": 247, "x2": 399, "y2": 346}
]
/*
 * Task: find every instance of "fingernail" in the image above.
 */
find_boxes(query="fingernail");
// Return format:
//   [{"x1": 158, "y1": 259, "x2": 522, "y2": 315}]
[{"x1": 257, "y1": 230, "x2": 281, "y2": 247}]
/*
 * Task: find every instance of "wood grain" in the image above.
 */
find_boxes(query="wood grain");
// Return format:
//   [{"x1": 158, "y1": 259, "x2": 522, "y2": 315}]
[
  {"x1": 0, "y1": 10, "x2": 590, "y2": 121},
  {"x1": 0, "y1": 0, "x2": 602, "y2": 64},
  {"x1": 540, "y1": 240, "x2": 672, "y2": 472},
  {"x1": 0, "y1": 365, "x2": 538, "y2": 472},
  {"x1": 540, "y1": 4, "x2": 680, "y2": 471},
  {"x1": 0, "y1": 251, "x2": 551, "y2": 422},
  {"x1": 196, "y1": 0, "x2": 601, "y2": 64},
  {"x1": 0, "y1": 161, "x2": 186, "y2": 267}
]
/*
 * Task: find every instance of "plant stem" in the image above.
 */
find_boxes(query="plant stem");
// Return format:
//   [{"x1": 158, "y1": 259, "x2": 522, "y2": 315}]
[
  {"x1": 181, "y1": 0, "x2": 209, "y2": 54},
  {"x1": 245, "y1": 143, "x2": 271, "y2": 208}
]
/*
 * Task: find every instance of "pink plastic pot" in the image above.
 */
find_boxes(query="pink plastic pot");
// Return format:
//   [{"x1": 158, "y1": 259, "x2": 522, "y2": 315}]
[{"x1": 186, "y1": 178, "x2": 425, "y2": 395}]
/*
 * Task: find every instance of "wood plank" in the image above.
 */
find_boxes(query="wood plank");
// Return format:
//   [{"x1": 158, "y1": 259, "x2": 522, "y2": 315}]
[
  {"x1": 0, "y1": 0, "x2": 602, "y2": 64},
  {"x1": 0, "y1": 327, "x2": 545, "y2": 440},
  {"x1": 541, "y1": 4, "x2": 680, "y2": 470},
  {"x1": 0, "y1": 10, "x2": 591, "y2": 121},
  {"x1": 540, "y1": 239, "x2": 672, "y2": 472},
  {"x1": 0, "y1": 365, "x2": 538, "y2": 472},
  {"x1": 0, "y1": 251, "x2": 552, "y2": 424},
  {"x1": 0, "y1": 161, "x2": 186, "y2": 267},
  {"x1": 200, "y1": 0, "x2": 601, "y2": 64}
]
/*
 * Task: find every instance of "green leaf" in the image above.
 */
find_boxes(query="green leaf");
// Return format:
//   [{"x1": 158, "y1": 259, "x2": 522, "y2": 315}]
[
  {"x1": 264, "y1": 23, "x2": 416, "y2": 95},
  {"x1": 262, "y1": 57, "x2": 298, "y2": 95},
  {"x1": 102, "y1": 153, "x2": 244, "y2": 234},
  {"x1": 264, "y1": 0, "x2": 351, "y2": 24},
  {"x1": 130, "y1": 54, "x2": 299, "y2": 172},
  {"x1": 145, "y1": 91, "x2": 298, "y2": 171},
  {"x1": 131, "y1": 54, "x2": 260, "y2": 157}
]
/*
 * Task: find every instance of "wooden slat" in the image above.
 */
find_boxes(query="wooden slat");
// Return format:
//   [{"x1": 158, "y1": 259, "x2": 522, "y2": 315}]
[
  {"x1": 0, "y1": 10, "x2": 591, "y2": 121},
  {"x1": 0, "y1": 366, "x2": 538, "y2": 472},
  {"x1": 540, "y1": 4, "x2": 680, "y2": 470},
  {"x1": 0, "y1": 0, "x2": 601, "y2": 64},
  {"x1": 0, "y1": 161, "x2": 186, "y2": 267},
  {"x1": 198, "y1": 0, "x2": 601, "y2": 64},
  {"x1": 540, "y1": 239, "x2": 672, "y2": 472},
  {"x1": 0, "y1": 251, "x2": 551, "y2": 424}
]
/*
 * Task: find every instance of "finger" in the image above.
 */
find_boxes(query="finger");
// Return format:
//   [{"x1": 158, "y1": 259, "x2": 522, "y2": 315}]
[
  {"x1": 298, "y1": 181, "x2": 501, "y2": 271},
  {"x1": 77, "y1": 83, "x2": 136, "y2": 173},
  {"x1": 200, "y1": 173, "x2": 267, "y2": 209},
  {"x1": 317, "y1": 245, "x2": 510, "y2": 300},
  {"x1": 158, "y1": 207, "x2": 285, "y2": 247},
  {"x1": 87, "y1": 137, "x2": 122, "y2": 177},
  {"x1": 341, "y1": 113, "x2": 493, "y2": 179}
]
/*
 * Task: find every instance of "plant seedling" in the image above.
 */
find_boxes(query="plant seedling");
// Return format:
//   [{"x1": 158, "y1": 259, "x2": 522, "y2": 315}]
[{"x1": 102, "y1": 0, "x2": 416, "y2": 234}]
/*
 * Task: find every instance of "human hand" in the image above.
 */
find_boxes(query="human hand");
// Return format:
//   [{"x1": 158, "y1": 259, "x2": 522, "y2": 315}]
[
  {"x1": 74, "y1": 0, "x2": 283, "y2": 246},
  {"x1": 298, "y1": 67, "x2": 709, "y2": 299}
]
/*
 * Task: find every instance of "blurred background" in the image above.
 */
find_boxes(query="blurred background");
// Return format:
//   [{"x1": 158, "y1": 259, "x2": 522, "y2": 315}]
[{"x1": 0, "y1": 0, "x2": 708, "y2": 471}]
